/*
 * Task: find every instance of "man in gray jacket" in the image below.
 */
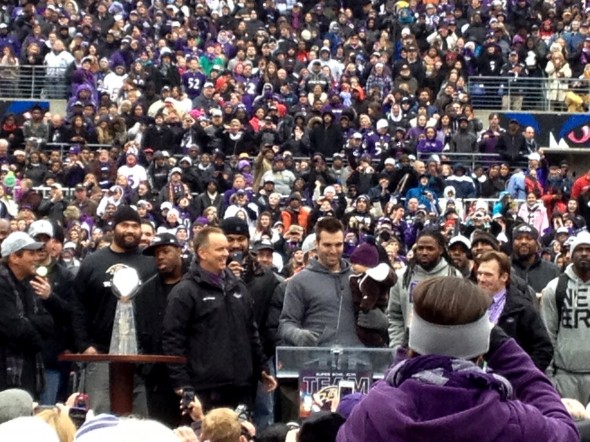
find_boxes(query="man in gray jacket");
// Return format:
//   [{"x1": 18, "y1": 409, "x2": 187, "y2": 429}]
[
  {"x1": 387, "y1": 228, "x2": 462, "y2": 349},
  {"x1": 541, "y1": 231, "x2": 590, "y2": 403},
  {"x1": 279, "y1": 217, "x2": 363, "y2": 347}
]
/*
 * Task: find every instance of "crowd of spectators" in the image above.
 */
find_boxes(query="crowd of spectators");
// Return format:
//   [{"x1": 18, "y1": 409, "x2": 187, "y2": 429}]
[{"x1": 0, "y1": 0, "x2": 586, "y2": 273}]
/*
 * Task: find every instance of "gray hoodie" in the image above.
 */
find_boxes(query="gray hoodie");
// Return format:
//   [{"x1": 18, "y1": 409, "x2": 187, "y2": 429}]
[
  {"x1": 541, "y1": 264, "x2": 590, "y2": 373},
  {"x1": 279, "y1": 258, "x2": 363, "y2": 347},
  {"x1": 387, "y1": 259, "x2": 461, "y2": 349}
]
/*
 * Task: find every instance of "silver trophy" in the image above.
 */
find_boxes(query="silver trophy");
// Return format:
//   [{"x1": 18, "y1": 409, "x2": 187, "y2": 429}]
[{"x1": 109, "y1": 267, "x2": 141, "y2": 355}]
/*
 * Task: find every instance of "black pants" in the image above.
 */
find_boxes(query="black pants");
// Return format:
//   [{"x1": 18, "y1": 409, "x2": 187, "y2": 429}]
[
  {"x1": 196, "y1": 385, "x2": 254, "y2": 412},
  {"x1": 146, "y1": 385, "x2": 183, "y2": 428}
]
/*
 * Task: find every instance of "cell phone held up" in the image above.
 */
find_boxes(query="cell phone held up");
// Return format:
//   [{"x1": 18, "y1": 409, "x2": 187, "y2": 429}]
[
  {"x1": 181, "y1": 387, "x2": 195, "y2": 411},
  {"x1": 69, "y1": 393, "x2": 89, "y2": 428},
  {"x1": 228, "y1": 251, "x2": 244, "y2": 264}
]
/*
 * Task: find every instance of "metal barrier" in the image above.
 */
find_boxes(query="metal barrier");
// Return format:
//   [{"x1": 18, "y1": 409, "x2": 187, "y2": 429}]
[
  {"x1": 467, "y1": 75, "x2": 588, "y2": 111},
  {"x1": 0, "y1": 65, "x2": 68, "y2": 99},
  {"x1": 417, "y1": 151, "x2": 529, "y2": 170}
]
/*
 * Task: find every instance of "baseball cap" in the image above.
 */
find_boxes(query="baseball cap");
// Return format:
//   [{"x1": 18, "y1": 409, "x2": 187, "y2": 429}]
[
  {"x1": 384, "y1": 158, "x2": 396, "y2": 166},
  {"x1": 301, "y1": 233, "x2": 317, "y2": 254},
  {"x1": 253, "y1": 240, "x2": 274, "y2": 253},
  {"x1": 28, "y1": 220, "x2": 54, "y2": 239},
  {"x1": 1, "y1": 232, "x2": 44, "y2": 257},
  {"x1": 512, "y1": 223, "x2": 539, "y2": 239},
  {"x1": 449, "y1": 235, "x2": 471, "y2": 250},
  {"x1": 142, "y1": 232, "x2": 182, "y2": 256}
]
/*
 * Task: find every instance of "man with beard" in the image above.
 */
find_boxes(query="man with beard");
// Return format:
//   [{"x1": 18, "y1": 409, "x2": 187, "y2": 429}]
[
  {"x1": 476, "y1": 250, "x2": 552, "y2": 371},
  {"x1": 542, "y1": 232, "x2": 590, "y2": 403},
  {"x1": 387, "y1": 228, "x2": 462, "y2": 350},
  {"x1": 137, "y1": 233, "x2": 186, "y2": 427},
  {"x1": 71, "y1": 206, "x2": 156, "y2": 413},
  {"x1": 221, "y1": 217, "x2": 281, "y2": 430},
  {"x1": 511, "y1": 224, "x2": 560, "y2": 295}
]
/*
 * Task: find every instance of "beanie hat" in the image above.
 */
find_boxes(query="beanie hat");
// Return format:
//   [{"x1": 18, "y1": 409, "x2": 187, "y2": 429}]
[
  {"x1": 220, "y1": 217, "x2": 249, "y2": 237},
  {"x1": 350, "y1": 243, "x2": 379, "y2": 267},
  {"x1": 470, "y1": 229, "x2": 499, "y2": 250},
  {"x1": 571, "y1": 231, "x2": 590, "y2": 255},
  {"x1": 113, "y1": 205, "x2": 141, "y2": 226},
  {"x1": 0, "y1": 389, "x2": 33, "y2": 424}
]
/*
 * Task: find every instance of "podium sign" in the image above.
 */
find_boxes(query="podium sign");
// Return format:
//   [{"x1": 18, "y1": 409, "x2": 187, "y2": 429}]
[
  {"x1": 298, "y1": 369, "x2": 373, "y2": 417},
  {"x1": 276, "y1": 346, "x2": 395, "y2": 417}
]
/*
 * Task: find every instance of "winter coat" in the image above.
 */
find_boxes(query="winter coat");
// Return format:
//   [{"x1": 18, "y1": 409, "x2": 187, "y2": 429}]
[
  {"x1": 511, "y1": 256, "x2": 561, "y2": 294},
  {"x1": 337, "y1": 339, "x2": 578, "y2": 442},
  {"x1": 162, "y1": 263, "x2": 266, "y2": 390},
  {"x1": 0, "y1": 264, "x2": 54, "y2": 396},
  {"x1": 498, "y1": 283, "x2": 554, "y2": 371}
]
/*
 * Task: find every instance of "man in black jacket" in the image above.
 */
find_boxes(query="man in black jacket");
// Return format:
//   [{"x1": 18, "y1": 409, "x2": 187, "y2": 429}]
[
  {"x1": 511, "y1": 224, "x2": 561, "y2": 295},
  {"x1": 309, "y1": 110, "x2": 344, "y2": 158},
  {"x1": 162, "y1": 226, "x2": 277, "y2": 411},
  {"x1": 28, "y1": 220, "x2": 74, "y2": 405},
  {"x1": 476, "y1": 250, "x2": 553, "y2": 371},
  {"x1": 220, "y1": 217, "x2": 282, "y2": 430},
  {"x1": 0, "y1": 232, "x2": 53, "y2": 398},
  {"x1": 137, "y1": 233, "x2": 186, "y2": 427}
]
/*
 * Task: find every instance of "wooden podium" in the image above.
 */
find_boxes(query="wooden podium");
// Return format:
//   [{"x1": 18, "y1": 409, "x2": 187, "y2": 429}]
[{"x1": 59, "y1": 354, "x2": 186, "y2": 416}]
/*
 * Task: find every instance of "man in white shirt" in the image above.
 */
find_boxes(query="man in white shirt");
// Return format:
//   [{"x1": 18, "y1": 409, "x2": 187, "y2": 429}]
[{"x1": 118, "y1": 152, "x2": 147, "y2": 189}]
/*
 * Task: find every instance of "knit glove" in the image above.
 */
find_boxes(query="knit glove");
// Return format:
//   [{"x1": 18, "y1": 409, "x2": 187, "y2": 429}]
[
  {"x1": 291, "y1": 329, "x2": 320, "y2": 347},
  {"x1": 357, "y1": 309, "x2": 389, "y2": 332}
]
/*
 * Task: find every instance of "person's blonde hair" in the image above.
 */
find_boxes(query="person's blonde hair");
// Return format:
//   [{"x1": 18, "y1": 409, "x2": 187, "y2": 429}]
[
  {"x1": 200, "y1": 408, "x2": 242, "y2": 442},
  {"x1": 36, "y1": 408, "x2": 76, "y2": 442}
]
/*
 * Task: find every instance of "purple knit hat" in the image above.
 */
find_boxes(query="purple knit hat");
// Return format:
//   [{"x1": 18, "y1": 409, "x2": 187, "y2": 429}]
[{"x1": 350, "y1": 243, "x2": 379, "y2": 267}]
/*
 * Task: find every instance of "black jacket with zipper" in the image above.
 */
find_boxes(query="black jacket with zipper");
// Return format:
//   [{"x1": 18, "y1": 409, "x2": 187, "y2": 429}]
[
  {"x1": 162, "y1": 263, "x2": 266, "y2": 391},
  {"x1": 498, "y1": 283, "x2": 553, "y2": 372}
]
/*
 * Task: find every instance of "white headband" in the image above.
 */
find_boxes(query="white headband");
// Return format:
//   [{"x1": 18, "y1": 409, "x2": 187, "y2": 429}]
[{"x1": 409, "y1": 312, "x2": 492, "y2": 360}]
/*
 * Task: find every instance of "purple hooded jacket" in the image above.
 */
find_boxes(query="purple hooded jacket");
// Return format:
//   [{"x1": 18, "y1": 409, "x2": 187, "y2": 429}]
[{"x1": 337, "y1": 339, "x2": 578, "y2": 442}]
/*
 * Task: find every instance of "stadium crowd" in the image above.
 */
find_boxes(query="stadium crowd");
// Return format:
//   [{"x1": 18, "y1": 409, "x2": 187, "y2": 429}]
[{"x1": 0, "y1": 0, "x2": 590, "y2": 441}]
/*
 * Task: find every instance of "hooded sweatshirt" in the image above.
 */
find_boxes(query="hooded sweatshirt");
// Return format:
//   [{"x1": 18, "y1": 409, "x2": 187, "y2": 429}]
[
  {"x1": 279, "y1": 258, "x2": 363, "y2": 347},
  {"x1": 387, "y1": 259, "x2": 462, "y2": 349},
  {"x1": 541, "y1": 264, "x2": 590, "y2": 373}
]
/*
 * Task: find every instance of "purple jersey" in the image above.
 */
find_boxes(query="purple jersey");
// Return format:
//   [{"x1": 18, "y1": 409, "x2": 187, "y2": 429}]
[{"x1": 182, "y1": 70, "x2": 207, "y2": 99}]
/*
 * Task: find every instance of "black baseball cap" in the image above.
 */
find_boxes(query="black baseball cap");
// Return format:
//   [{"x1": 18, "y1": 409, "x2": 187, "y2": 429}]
[{"x1": 142, "y1": 232, "x2": 182, "y2": 255}]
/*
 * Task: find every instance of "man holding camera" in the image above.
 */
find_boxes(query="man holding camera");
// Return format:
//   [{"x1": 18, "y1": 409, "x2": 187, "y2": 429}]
[{"x1": 220, "y1": 217, "x2": 281, "y2": 430}]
